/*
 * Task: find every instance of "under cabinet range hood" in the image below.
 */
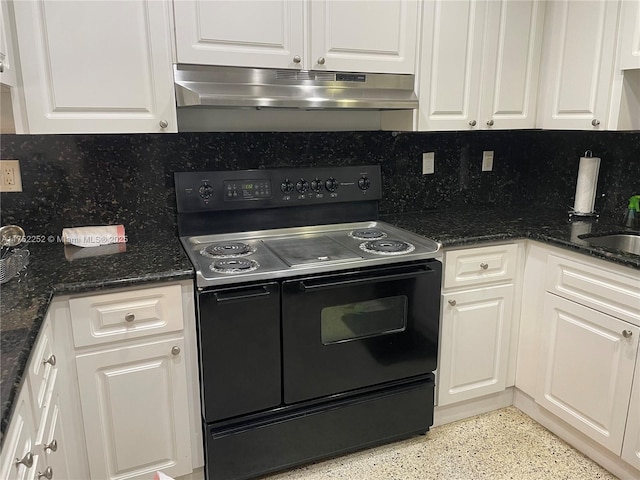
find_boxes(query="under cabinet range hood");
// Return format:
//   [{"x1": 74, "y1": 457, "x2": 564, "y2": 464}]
[{"x1": 174, "y1": 64, "x2": 418, "y2": 110}]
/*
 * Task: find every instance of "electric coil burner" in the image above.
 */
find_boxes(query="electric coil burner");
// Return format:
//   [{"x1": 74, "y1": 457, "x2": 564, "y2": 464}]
[
  {"x1": 360, "y1": 239, "x2": 416, "y2": 255},
  {"x1": 348, "y1": 228, "x2": 387, "y2": 240},
  {"x1": 210, "y1": 258, "x2": 260, "y2": 274},
  {"x1": 201, "y1": 242, "x2": 256, "y2": 258},
  {"x1": 175, "y1": 165, "x2": 442, "y2": 480}
]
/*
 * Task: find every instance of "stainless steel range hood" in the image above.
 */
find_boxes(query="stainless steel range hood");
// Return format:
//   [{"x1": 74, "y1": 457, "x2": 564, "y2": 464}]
[{"x1": 174, "y1": 64, "x2": 418, "y2": 110}]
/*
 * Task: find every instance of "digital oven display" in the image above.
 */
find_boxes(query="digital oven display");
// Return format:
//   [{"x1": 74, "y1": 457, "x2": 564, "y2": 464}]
[{"x1": 223, "y1": 180, "x2": 272, "y2": 201}]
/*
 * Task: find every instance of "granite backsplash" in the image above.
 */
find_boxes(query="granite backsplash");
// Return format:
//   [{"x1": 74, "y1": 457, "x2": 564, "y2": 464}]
[{"x1": 0, "y1": 130, "x2": 638, "y2": 240}]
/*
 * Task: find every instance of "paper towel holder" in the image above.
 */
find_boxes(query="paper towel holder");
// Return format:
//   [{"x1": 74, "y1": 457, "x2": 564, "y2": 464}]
[{"x1": 569, "y1": 150, "x2": 601, "y2": 220}]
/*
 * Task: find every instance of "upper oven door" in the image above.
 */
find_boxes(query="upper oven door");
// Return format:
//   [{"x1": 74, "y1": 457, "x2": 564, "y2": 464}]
[{"x1": 282, "y1": 260, "x2": 441, "y2": 404}]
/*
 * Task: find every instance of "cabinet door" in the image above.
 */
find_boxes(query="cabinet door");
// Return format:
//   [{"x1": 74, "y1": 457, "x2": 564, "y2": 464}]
[
  {"x1": 536, "y1": 293, "x2": 640, "y2": 455},
  {"x1": 479, "y1": 0, "x2": 544, "y2": 129},
  {"x1": 417, "y1": 0, "x2": 485, "y2": 130},
  {"x1": 0, "y1": 1, "x2": 17, "y2": 87},
  {"x1": 38, "y1": 390, "x2": 71, "y2": 480},
  {"x1": 0, "y1": 387, "x2": 39, "y2": 480},
  {"x1": 13, "y1": 0, "x2": 176, "y2": 133},
  {"x1": 174, "y1": 0, "x2": 305, "y2": 69},
  {"x1": 309, "y1": 0, "x2": 419, "y2": 73},
  {"x1": 438, "y1": 284, "x2": 514, "y2": 406},
  {"x1": 617, "y1": 0, "x2": 640, "y2": 70},
  {"x1": 622, "y1": 349, "x2": 640, "y2": 469},
  {"x1": 75, "y1": 338, "x2": 192, "y2": 480},
  {"x1": 537, "y1": 0, "x2": 620, "y2": 130}
]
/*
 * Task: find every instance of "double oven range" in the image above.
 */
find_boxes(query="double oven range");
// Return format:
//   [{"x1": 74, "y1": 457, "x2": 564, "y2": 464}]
[{"x1": 175, "y1": 166, "x2": 442, "y2": 480}]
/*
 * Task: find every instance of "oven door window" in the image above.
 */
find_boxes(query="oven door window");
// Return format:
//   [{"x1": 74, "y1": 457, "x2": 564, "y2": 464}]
[{"x1": 321, "y1": 296, "x2": 407, "y2": 344}]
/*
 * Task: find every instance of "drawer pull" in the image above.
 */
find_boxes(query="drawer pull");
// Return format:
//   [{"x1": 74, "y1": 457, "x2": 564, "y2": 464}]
[
  {"x1": 480, "y1": 263, "x2": 489, "y2": 270},
  {"x1": 171, "y1": 346, "x2": 181, "y2": 356},
  {"x1": 125, "y1": 313, "x2": 135, "y2": 322},
  {"x1": 43, "y1": 354, "x2": 56, "y2": 366},
  {"x1": 38, "y1": 467, "x2": 53, "y2": 479},
  {"x1": 15, "y1": 452, "x2": 34, "y2": 468},
  {"x1": 44, "y1": 439, "x2": 58, "y2": 452},
  {"x1": 623, "y1": 330, "x2": 633, "y2": 338},
  {"x1": 448, "y1": 299, "x2": 456, "y2": 306}
]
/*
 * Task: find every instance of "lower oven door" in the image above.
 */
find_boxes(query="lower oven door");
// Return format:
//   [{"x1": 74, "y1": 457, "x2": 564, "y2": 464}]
[
  {"x1": 198, "y1": 282, "x2": 281, "y2": 422},
  {"x1": 282, "y1": 260, "x2": 441, "y2": 404}
]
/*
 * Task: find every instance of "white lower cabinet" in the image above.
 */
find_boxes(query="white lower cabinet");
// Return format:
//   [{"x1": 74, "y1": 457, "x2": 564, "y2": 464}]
[
  {"x1": 536, "y1": 293, "x2": 640, "y2": 454},
  {"x1": 438, "y1": 244, "x2": 519, "y2": 408},
  {"x1": 75, "y1": 337, "x2": 192, "y2": 480},
  {"x1": 622, "y1": 350, "x2": 640, "y2": 469},
  {"x1": 0, "y1": 387, "x2": 39, "y2": 480},
  {"x1": 69, "y1": 283, "x2": 195, "y2": 480},
  {"x1": 439, "y1": 284, "x2": 514, "y2": 406}
]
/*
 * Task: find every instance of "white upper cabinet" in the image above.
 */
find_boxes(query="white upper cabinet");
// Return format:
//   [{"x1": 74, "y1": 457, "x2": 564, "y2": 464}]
[
  {"x1": 13, "y1": 0, "x2": 177, "y2": 134},
  {"x1": 617, "y1": 0, "x2": 640, "y2": 70},
  {"x1": 308, "y1": 1, "x2": 418, "y2": 74},
  {"x1": 173, "y1": 0, "x2": 419, "y2": 74},
  {"x1": 537, "y1": 0, "x2": 621, "y2": 130},
  {"x1": 0, "y1": 1, "x2": 18, "y2": 87},
  {"x1": 173, "y1": 0, "x2": 305, "y2": 69},
  {"x1": 417, "y1": 0, "x2": 544, "y2": 131}
]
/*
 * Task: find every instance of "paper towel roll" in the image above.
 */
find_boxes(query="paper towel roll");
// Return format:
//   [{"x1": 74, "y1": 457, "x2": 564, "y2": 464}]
[
  {"x1": 572, "y1": 155, "x2": 600, "y2": 214},
  {"x1": 62, "y1": 225, "x2": 126, "y2": 248}
]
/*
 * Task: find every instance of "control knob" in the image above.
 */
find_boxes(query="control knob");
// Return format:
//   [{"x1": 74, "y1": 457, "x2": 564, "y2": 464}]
[
  {"x1": 296, "y1": 179, "x2": 309, "y2": 193},
  {"x1": 357, "y1": 176, "x2": 371, "y2": 190},
  {"x1": 280, "y1": 179, "x2": 294, "y2": 194},
  {"x1": 198, "y1": 183, "x2": 214, "y2": 199},
  {"x1": 310, "y1": 178, "x2": 323, "y2": 193},
  {"x1": 325, "y1": 177, "x2": 339, "y2": 192}
]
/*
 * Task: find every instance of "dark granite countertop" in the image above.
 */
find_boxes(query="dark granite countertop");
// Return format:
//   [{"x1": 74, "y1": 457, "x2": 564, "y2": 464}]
[
  {"x1": 0, "y1": 232, "x2": 194, "y2": 446},
  {"x1": 1, "y1": 207, "x2": 638, "y2": 448},
  {"x1": 381, "y1": 207, "x2": 640, "y2": 270}
]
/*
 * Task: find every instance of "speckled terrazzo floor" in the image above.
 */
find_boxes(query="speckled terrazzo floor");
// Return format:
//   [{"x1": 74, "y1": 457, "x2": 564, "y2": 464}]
[{"x1": 259, "y1": 407, "x2": 617, "y2": 480}]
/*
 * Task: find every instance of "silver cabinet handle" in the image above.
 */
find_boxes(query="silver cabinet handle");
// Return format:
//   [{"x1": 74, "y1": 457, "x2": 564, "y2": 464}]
[
  {"x1": 486, "y1": 119, "x2": 494, "y2": 127},
  {"x1": 448, "y1": 299, "x2": 456, "y2": 306},
  {"x1": 623, "y1": 330, "x2": 633, "y2": 338},
  {"x1": 38, "y1": 467, "x2": 53, "y2": 479},
  {"x1": 592, "y1": 119, "x2": 600, "y2": 126},
  {"x1": 0, "y1": 61, "x2": 4, "y2": 73},
  {"x1": 317, "y1": 56, "x2": 326, "y2": 65},
  {"x1": 468, "y1": 120, "x2": 477, "y2": 126},
  {"x1": 293, "y1": 55, "x2": 301, "y2": 64},
  {"x1": 125, "y1": 313, "x2": 135, "y2": 322},
  {"x1": 43, "y1": 354, "x2": 56, "y2": 366},
  {"x1": 44, "y1": 439, "x2": 58, "y2": 452},
  {"x1": 171, "y1": 346, "x2": 181, "y2": 355},
  {"x1": 480, "y1": 262, "x2": 489, "y2": 270},
  {"x1": 15, "y1": 452, "x2": 34, "y2": 468},
  {"x1": 159, "y1": 120, "x2": 168, "y2": 129}
]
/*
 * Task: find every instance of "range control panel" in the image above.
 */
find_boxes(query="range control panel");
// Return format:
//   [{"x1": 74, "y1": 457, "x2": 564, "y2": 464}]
[{"x1": 175, "y1": 166, "x2": 382, "y2": 213}]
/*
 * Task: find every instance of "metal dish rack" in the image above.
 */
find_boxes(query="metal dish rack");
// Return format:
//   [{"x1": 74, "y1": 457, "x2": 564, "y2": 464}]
[{"x1": 0, "y1": 248, "x2": 30, "y2": 284}]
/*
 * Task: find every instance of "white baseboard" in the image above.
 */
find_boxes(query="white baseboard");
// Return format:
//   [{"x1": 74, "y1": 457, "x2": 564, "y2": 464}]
[{"x1": 433, "y1": 388, "x2": 514, "y2": 427}]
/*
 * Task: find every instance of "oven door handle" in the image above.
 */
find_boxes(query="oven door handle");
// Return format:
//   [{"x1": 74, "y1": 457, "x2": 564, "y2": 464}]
[
  {"x1": 214, "y1": 286, "x2": 271, "y2": 302},
  {"x1": 298, "y1": 267, "x2": 435, "y2": 292}
]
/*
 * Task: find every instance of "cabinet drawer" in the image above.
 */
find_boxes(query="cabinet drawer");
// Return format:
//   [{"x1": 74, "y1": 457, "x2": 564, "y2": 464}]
[
  {"x1": 69, "y1": 284, "x2": 183, "y2": 347},
  {"x1": 27, "y1": 320, "x2": 57, "y2": 417},
  {"x1": 444, "y1": 244, "x2": 518, "y2": 289},
  {"x1": 545, "y1": 255, "x2": 640, "y2": 326}
]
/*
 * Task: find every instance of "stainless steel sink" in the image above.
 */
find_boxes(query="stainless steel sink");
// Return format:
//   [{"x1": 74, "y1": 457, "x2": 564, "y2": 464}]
[{"x1": 581, "y1": 233, "x2": 640, "y2": 255}]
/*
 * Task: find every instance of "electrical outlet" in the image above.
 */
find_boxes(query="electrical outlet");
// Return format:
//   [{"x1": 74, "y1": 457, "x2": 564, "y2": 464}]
[
  {"x1": 0, "y1": 160, "x2": 22, "y2": 192},
  {"x1": 422, "y1": 152, "x2": 435, "y2": 174},
  {"x1": 482, "y1": 151, "x2": 494, "y2": 172}
]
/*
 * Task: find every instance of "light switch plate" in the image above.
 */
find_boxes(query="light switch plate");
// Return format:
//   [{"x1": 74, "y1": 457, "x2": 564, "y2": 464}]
[
  {"x1": 0, "y1": 159, "x2": 22, "y2": 192},
  {"x1": 482, "y1": 151, "x2": 494, "y2": 172},
  {"x1": 422, "y1": 152, "x2": 435, "y2": 174}
]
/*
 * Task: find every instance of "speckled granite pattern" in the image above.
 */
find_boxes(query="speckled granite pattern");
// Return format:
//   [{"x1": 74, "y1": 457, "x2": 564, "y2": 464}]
[
  {"x1": 382, "y1": 207, "x2": 640, "y2": 269},
  {"x1": 1, "y1": 131, "x2": 638, "y2": 238},
  {"x1": 0, "y1": 232, "x2": 193, "y2": 447},
  {"x1": 261, "y1": 406, "x2": 617, "y2": 480}
]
